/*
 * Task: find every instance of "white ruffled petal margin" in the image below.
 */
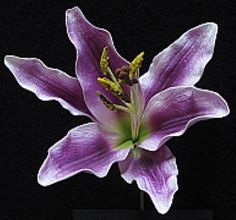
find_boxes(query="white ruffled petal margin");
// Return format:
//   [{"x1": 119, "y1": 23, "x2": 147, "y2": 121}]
[{"x1": 4, "y1": 55, "x2": 92, "y2": 118}]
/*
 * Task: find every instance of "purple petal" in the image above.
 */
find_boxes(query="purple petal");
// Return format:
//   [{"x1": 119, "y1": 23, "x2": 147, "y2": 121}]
[
  {"x1": 66, "y1": 7, "x2": 129, "y2": 125},
  {"x1": 140, "y1": 23, "x2": 218, "y2": 103},
  {"x1": 38, "y1": 122, "x2": 130, "y2": 186},
  {"x1": 119, "y1": 145, "x2": 178, "y2": 214},
  {"x1": 4, "y1": 56, "x2": 92, "y2": 118},
  {"x1": 139, "y1": 86, "x2": 229, "y2": 151}
]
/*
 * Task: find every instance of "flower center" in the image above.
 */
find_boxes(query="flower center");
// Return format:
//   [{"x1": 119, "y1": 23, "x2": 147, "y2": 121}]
[{"x1": 96, "y1": 47, "x2": 144, "y2": 142}]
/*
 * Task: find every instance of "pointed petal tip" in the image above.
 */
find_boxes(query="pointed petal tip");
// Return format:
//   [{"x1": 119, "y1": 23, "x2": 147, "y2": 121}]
[
  {"x1": 37, "y1": 157, "x2": 55, "y2": 187},
  {"x1": 194, "y1": 22, "x2": 218, "y2": 37},
  {"x1": 204, "y1": 22, "x2": 218, "y2": 35},
  {"x1": 37, "y1": 174, "x2": 49, "y2": 187},
  {"x1": 37, "y1": 166, "x2": 109, "y2": 187},
  {"x1": 184, "y1": 22, "x2": 218, "y2": 43},
  {"x1": 119, "y1": 146, "x2": 178, "y2": 214},
  {"x1": 151, "y1": 176, "x2": 178, "y2": 214},
  {"x1": 139, "y1": 184, "x2": 176, "y2": 215},
  {"x1": 199, "y1": 22, "x2": 218, "y2": 29},
  {"x1": 157, "y1": 203, "x2": 172, "y2": 215},
  {"x1": 37, "y1": 174, "x2": 58, "y2": 187}
]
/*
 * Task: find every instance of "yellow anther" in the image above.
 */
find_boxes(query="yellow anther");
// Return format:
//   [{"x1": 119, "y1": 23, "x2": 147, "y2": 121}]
[
  {"x1": 96, "y1": 91, "x2": 116, "y2": 111},
  {"x1": 97, "y1": 77, "x2": 123, "y2": 96},
  {"x1": 97, "y1": 77, "x2": 130, "y2": 103},
  {"x1": 129, "y1": 51, "x2": 144, "y2": 80},
  {"x1": 100, "y1": 47, "x2": 109, "y2": 75}
]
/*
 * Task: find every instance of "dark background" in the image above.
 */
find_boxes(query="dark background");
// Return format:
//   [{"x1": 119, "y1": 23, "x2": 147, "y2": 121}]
[{"x1": 0, "y1": 0, "x2": 235, "y2": 219}]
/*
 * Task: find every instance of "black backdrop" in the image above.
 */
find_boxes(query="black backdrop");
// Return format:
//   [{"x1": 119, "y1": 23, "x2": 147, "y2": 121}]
[{"x1": 0, "y1": 0, "x2": 235, "y2": 219}]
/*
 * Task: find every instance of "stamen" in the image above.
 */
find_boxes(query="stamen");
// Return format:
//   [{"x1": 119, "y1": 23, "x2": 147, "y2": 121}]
[
  {"x1": 96, "y1": 91, "x2": 116, "y2": 111},
  {"x1": 97, "y1": 77, "x2": 122, "y2": 95},
  {"x1": 100, "y1": 47, "x2": 120, "y2": 86},
  {"x1": 97, "y1": 77, "x2": 130, "y2": 102},
  {"x1": 100, "y1": 47, "x2": 109, "y2": 75},
  {"x1": 129, "y1": 52, "x2": 144, "y2": 80},
  {"x1": 96, "y1": 91, "x2": 132, "y2": 113}
]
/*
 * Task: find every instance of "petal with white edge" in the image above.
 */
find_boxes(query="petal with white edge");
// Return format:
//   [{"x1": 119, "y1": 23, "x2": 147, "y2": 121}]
[
  {"x1": 38, "y1": 122, "x2": 131, "y2": 186},
  {"x1": 139, "y1": 86, "x2": 229, "y2": 151},
  {"x1": 119, "y1": 145, "x2": 178, "y2": 214},
  {"x1": 140, "y1": 23, "x2": 218, "y2": 103},
  {"x1": 66, "y1": 7, "x2": 129, "y2": 127},
  {"x1": 4, "y1": 55, "x2": 92, "y2": 118}
]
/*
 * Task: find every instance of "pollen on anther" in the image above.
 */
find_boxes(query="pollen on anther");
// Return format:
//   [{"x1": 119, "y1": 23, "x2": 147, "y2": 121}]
[
  {"x1": 129, "y1": 51, "x2": 145, "y2": 80},
  {"x1": 100, "y1": 47, "x2": 109, "y2": 75},
  {"x1": 96, "y1": 91, "x2": 116, "y2": 111}
]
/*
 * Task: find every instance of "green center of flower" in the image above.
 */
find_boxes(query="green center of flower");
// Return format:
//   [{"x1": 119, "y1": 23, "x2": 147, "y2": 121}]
[{"x1": 96, "y1": 47, "x2": 144, "y2": 143}]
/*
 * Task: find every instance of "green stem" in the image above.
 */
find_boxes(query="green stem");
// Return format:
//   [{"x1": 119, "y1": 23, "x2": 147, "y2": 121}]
[{"x1": 140, "y1": 190, "x2": 145, "y2": 211}]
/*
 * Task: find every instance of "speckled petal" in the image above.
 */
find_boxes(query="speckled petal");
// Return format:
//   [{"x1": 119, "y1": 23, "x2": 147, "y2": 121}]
[
  {"x1": 139, "y1": 86, "x2": 229, "y2": 151},
  {"x1": 4, "y1": 55, "x2": 92, "y2": 118},
  {"x1": 119, "y1": 145, "x2": 178, "y2": 214},
  {"x1": 66, "y1": 7, "x2": 129, "y2": 126},
  {"x1": 140, "y1": 23, "x2": 218, "y2": 103},
  {"x1": 38, "y1": 122, "x2": 130, "y2": 186}
]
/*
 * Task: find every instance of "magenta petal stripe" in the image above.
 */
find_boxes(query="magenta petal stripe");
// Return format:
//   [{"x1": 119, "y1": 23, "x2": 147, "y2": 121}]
[
  {"x1": 139, "y1": 86, "x2": 229, "y2": 151},
  {"x1": 66, "y1": 7, "x2": 129, "y2": 125},
  {"x1": 4, "y1": 56, "x2": 92, "y2": 118},
  {"x1": 119, "y1": 145, "x2": 178, "y2": 214},
  {"x1": 140, "y1": 23, "x2": 218, "y2": 103},
  {"x1": 38, "y1": 122, "x2": 130, "y2": 186}
]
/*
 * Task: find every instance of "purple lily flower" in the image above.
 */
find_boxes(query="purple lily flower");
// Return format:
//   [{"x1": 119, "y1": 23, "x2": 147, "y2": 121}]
[{"x1": 4, "y1": 7, "x2": 229, "y2": 214}]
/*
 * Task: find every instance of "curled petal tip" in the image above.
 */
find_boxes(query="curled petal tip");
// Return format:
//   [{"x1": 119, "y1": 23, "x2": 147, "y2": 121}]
[
  {"x1": 66, "y1": 6, "x2": 80, "y2": 14},
  {"x1": 37, "y1": 172, "x2": 60, "y2": 187},
  {"x1": 66, "y1": 6, "x2": 81, "y2": 22},
  {"x1": 4, "y1": 55, "x2": 24, "y2": 73},
  {"x1": 215, "y1": 92, "x2": 230, "y2": 117},
  {"x1": 4, "y1": 55, "x2": 18, "y2": 67},
  {"x1": 205, "y1": 89, "x2": 230, "y2": 118},
  {"x1": 140, "y1": 87, "x2": 230, "y2": 151}
]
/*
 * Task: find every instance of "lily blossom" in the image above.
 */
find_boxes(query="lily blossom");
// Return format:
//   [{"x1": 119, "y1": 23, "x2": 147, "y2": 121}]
[{"x1": 4, "y1": 7, "x2": 229, "y2": 214}]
